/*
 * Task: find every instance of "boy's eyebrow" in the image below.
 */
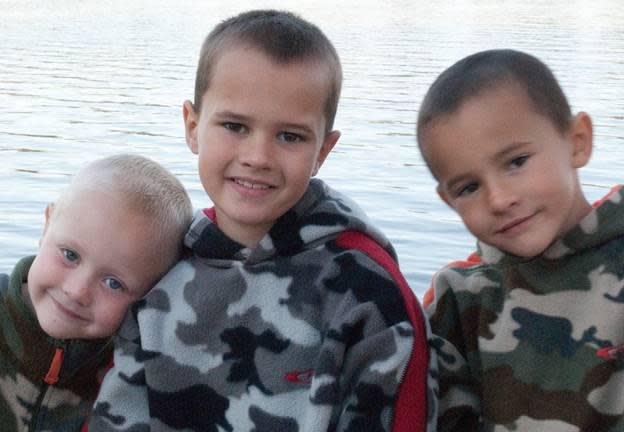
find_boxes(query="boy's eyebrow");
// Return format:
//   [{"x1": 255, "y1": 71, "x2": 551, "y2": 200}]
[
  {"x1": 491, "y1": 140, "x2": 532, "y2": 161},
  {"x1": 214, "y1": 110, "x2": 250, "y2": 122}
]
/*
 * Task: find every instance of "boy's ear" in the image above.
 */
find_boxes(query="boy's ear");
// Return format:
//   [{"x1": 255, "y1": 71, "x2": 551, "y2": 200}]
[
  {"x1": 569, "y1": 112, "x2": 593, "y2": 168},
  {"x1": 41, "y1": 203, "x2": 54, "y2": 243},
  {"x1": 183, "y1": 100, "x2": 199, "y2": 154},
  {"x1": 312, "y1": 130, "x2": 340, "y2": 176}
]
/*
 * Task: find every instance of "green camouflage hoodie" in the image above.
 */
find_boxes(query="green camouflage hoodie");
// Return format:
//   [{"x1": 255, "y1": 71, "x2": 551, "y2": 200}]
[
  {"x1": 425, "y1": 185, "x2": 624, "y2": 431},
  {"x1": 0, "y1": 256, "x2": 112, "y2": 432}
]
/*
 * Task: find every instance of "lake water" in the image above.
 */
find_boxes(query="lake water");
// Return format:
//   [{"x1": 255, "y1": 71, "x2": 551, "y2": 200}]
[{"x1": 2, "y1": 0, "x2": 623, "y2": 298}]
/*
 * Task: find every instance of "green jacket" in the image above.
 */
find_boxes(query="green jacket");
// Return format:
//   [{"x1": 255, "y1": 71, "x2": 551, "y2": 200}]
[
  {"x1": 426, "y1": 185, "x2": 624, "y2": 432},
  {"x1": 0, "y1": 256, "x2": 112, "y2": 432}
]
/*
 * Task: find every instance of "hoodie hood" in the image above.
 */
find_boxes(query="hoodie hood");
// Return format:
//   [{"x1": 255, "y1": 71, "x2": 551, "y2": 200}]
[{"x1": 185, "y1": 178, "x2": 395, "y2": 264}]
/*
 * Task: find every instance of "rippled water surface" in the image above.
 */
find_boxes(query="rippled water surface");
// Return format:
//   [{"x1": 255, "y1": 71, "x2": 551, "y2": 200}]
[{"x1": 2, "y1": 0, "x2": 623, "y2": 297}]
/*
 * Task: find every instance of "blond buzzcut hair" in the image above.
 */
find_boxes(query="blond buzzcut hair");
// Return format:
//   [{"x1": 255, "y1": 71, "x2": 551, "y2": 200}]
[{"x1": 54, "y1": 154, "x2": 193, "y2": 270}]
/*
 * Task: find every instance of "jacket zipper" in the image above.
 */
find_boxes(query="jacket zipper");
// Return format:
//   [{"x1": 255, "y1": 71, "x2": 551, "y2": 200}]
[
  {"x1": 44, "y1": 347, "x2": 64, "y2": 384},
  {"x1": 28, "y1": 346, "x2": 65, "y2": 430}
]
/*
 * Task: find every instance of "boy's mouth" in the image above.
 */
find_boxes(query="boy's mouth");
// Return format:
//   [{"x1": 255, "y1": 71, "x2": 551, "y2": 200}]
[
  {"x1": 50, "y1": 294, "x2": 88, "y2": 322},
  {"x1": 233, "y1": 178, "x2": 272, "y2": 190},
  {"x1": 496, "y1": 213, "x2": 535, "y2": 235}
]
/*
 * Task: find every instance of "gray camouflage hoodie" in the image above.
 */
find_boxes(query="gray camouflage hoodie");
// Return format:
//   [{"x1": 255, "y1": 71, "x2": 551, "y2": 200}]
[{"x1": 90, "y1": 179, "x2": 435, "y2": 432}]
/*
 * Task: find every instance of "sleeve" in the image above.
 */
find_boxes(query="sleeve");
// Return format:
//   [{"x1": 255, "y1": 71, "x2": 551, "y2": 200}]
[
  {"x1": 424, "y1": 267, "x2": 481, "y2": 432},
  {"x1": 331, "y1": 233, "x2": 437, "y2": 432},
  {"x1": 88, "y1": 305, "x2": 150, "y2": 431}
]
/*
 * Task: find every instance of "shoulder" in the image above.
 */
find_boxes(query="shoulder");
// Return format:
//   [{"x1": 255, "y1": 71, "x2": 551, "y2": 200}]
[
  {"x1": 149, "y1": 257, "x2": 198, "y2": 296},
  {"x1": 1, "y1": 256, "x2": 34, "y2": 300},
  {"x1": 0, "y1": 272, "x2": 8, "y2": 295},
  {"x1": 330, "y1": 231, "x2": 403, "y2": 294},
  {"x1": 119, "y1": 262, "x2": 198, "y2": 341},
  {"x1": 329, "y1": 231, "x2": 424, "y2": 327},
  {"x1": 435, "y1": 253, "x2": 495, "y2": 288},
  {"x1": 130, "y1": 258, "x2": 199, "y2": 324},
  {"x1": 424, "y1": 252, "x2": 501, "y2": 313}
]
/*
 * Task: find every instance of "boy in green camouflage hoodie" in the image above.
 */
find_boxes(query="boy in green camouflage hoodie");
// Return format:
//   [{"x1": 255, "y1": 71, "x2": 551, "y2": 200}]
[
  {"x1": 0, "y1": 154, "x2": 192, "y2": 431},
  {"x1": 417, "y1": 49, "x2": 624, "y2": 431}
]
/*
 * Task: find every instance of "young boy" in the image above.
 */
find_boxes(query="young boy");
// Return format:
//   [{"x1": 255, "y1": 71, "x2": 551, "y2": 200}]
[
  {"x1": 0, "y1": 154, "x2": 192, "y2": 431},
  {"x1": 417, "y1": 49, "x2": 624, "y2": 431},
  {"x1": 89, "y1": 9, "x2": 435, "y2": 432}
]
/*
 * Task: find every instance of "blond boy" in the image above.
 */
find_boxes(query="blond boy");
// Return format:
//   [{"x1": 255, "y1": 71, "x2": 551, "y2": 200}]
[{"x1": 0, "y1": 154, "x2": 192, "y2": 431}]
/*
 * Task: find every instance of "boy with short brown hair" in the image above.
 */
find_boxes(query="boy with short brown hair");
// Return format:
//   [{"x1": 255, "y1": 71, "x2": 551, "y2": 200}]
[
  {"x1": 418, "y1": 49, "x2": 624, "y2": 431},
  {"x1": 90, "y1": 9, "x2": 435, "y2": 432}
]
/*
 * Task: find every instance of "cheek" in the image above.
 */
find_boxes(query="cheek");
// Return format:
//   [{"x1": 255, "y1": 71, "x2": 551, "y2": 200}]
[
  {"x1": 27, "y1": 257, "x2": 50, "y2": 295},
  {"x1": 294, "y1": 151, "x2": 320, "y2": 176},
  {"x1": 94, "y1": 300, "x2": 128, "y2": 333},
  {"x1": 197, "y1": 138, "x2": 230, "y2": 168},
  {"x1": 529, "y1": 164, "x2": 571, "y2": 199},
  {"x1": 455, "y1": 203, "x2": 486, "y2": 234}
]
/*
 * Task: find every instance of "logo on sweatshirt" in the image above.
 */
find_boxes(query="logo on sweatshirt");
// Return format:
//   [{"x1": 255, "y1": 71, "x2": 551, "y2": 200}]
[{"x1": 285, "y1": 369, "x2": 314, "y2": 384}]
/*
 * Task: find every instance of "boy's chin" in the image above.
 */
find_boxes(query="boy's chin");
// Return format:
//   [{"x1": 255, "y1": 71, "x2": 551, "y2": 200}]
[
  {"x1": 480, "y1": 240, "x2": 550, "y2": 262},
  {"x1": 497, "y1": 242, "x2": 550, "y2": 259},
  {"x1": 41, "y1": 325, "x2": 74, "y2": 340},
  {"x1": 39, "y1": 318, "x2": 90, "y2": 340}
]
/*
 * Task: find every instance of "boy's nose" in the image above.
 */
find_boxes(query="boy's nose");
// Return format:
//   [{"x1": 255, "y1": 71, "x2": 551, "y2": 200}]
[
  {"x1": 486, "y1": 182, "x2": 518, "y2": 213},
  {"x1": 240, "y1": 134, "x2": 273, "y2": 169},
  {"x1": 62, "y1": 273, "x2": 93, "y2": 306}
]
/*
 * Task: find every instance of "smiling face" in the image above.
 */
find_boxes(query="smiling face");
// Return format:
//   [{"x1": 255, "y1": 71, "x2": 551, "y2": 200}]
[
  {"x1": 421, "y1": 83, "x2": 593, "y2": 257},
  {"x1": 26, "y1": 189, "x2": 167, "y2": 339},
  {"x1": 183, "y1": 46, "x2": 340, "y2": 247}
]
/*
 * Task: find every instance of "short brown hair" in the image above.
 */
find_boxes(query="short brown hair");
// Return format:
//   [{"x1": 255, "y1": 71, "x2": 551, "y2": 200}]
[
  {"x1": 192, "y1": 9, "x2": 342, "y2": 133},
  {"x1": 417, "y1": 49, "x2": 572, "y2": 171}
]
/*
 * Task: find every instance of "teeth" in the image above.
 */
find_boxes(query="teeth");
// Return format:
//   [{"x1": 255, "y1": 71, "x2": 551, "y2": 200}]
[{"x1": 235, "y1": 179, "x2": 269, "y2": 190}]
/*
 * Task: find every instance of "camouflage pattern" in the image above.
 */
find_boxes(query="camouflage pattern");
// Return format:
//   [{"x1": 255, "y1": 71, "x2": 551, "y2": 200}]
[
  {"x1": 0, "y1": 256, "x2": 112, "y2": 432},
  {"x1": 425, "y1": 185, "x2": 624, "y2": 431},
  {"x1": 90, "y1": 179, "x2": 436, "y2": 432}
]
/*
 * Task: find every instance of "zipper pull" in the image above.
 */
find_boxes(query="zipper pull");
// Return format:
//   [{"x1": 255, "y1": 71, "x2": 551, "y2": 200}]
[
  {"x1": 44, "y1": 347, "x2": 64, "y2": 384},
  {"x1": 597, "y1": 345, "x2": 624, "y2": 360}
]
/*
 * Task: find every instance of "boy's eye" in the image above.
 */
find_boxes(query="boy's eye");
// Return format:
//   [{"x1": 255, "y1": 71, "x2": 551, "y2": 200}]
[
  {"x1": 457, "y1": 182, "x2": 479, "y2": 197},
  {"x1": 103, "y1": 277, "x2": 124, "y2": 291},
  {"x1": 223, "y1": 122, "x2": 246, "y2": 133},
  {"x1": 278, "y1": 131, "x2": 304, "y2": 143},
  {"x1": 61, "y1": 248, "x2": 80, "y2": 263},
  {"x1": 510, "y1": 154, "x2": 529, "y2": 169}
]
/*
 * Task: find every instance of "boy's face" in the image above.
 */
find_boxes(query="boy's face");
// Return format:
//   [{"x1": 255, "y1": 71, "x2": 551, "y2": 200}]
[
  {"x1": 183, "y1": 46, "x2": 340, "y2": 247},
  {"x1": 422, "y1": 84, "x2": 592, "y2": 257},
  {"x1": 26, "y1": 190, "x2": 166, "y2": 339}
]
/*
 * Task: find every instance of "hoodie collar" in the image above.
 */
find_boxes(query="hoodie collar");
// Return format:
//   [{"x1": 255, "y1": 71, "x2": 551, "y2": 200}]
[
  {"x1": 186, "y1": 179, "x2": 393, "y2": 263},
  {"x1": 479, "y1": 185, "x2": 624, "y2": 265}
]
